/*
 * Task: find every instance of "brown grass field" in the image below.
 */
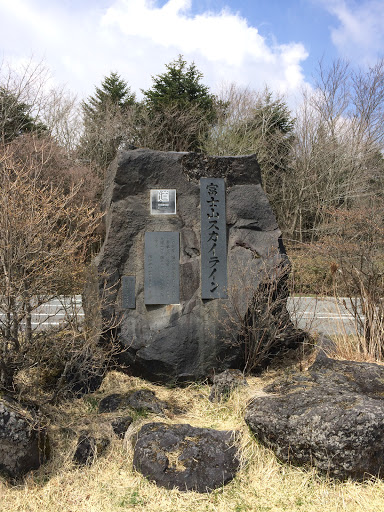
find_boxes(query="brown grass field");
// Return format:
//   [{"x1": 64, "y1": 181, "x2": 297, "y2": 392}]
[{"x1": 2, "y1": 346, "x2": 384, "y2": 512}]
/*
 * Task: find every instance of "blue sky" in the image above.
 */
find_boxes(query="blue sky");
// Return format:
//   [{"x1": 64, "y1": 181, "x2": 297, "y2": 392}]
[{"x1": 0, "y1": 0, "x2": 383, "y2": 104}]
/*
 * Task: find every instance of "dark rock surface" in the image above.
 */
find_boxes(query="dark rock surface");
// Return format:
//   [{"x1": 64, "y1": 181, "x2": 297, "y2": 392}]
[
  {"x1": 73, "y1": 431, "x2": 110, "y2": 466},
  {"x1": 245, "y1": 354, "x2": 384, "y2": 480},
  {"x1": 111, "y1": 416, "x2": 133, "y2": 438},
  {"x1": 0, "y1": 397, "x2": 49, "y2": 479},
  {"x1": 98, "y1": 389, "x2": 168, "y2": 415},
  {"x1": 98, "y1": 393, "x2": 124, "y2": 413},
  {"x1": 89, "y1": 148, "x2": 297, "y2": 383},
  {"x1": 133, "y1": 422, "x2": 240, "y2": 492},
  {"x1": 209, "y1": 369, "x2": 248, "y2": 402}
]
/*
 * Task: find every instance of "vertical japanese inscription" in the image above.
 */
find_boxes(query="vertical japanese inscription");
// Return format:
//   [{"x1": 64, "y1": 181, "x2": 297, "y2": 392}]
[
  {"x1": 200, "y1": 178, "x2": 228, "y2": 299},
  {"x1": 144, "y1": 232, "x2": 180, "y2": 304}
]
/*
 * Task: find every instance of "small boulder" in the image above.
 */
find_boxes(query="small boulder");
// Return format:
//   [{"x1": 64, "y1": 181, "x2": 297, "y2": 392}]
[
  {"x1": 133, "y1": 422, "x2": 240, "y2": 492},
  {"x1": 111, "y1": 416, "x2": 133, "y2": 438},
  {"x1": 125, "y1": 389, "x2": 168, "y2": 415},
  {"x1": 0, "y1": 397, "x2": 49, "y2": 479},
  {"x1": 209, "y1": 369, "x2": 248, "y2": 402},
  {"x1": 98, "y1": 393, "x2": 125, "y2": 413},
  {"x1": 98, "y1": 389, "x2": 167, "y2": 415},
  {"x1": 73, "y1": 431, "x2": 110, "y2": 466},
  {"x1": 245, "y1": 355, "x2": 384, "y2": 480}
]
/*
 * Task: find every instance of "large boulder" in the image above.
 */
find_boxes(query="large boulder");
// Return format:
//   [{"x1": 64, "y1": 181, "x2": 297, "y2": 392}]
[
  {"x1": 88, "y1": 149, "x2": 299, "y2": 383},
  {"x1": 245, "y1": 355, "x2": 384, "y2": 480},
  {"x1": 0, "y1": 397, "x2": 49, "y2": 479},
  {"x1": 132, "y1": 422, "x2": 240, "y2": 492}
]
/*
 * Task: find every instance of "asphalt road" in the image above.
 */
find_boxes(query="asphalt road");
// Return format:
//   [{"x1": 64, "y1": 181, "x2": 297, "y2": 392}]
[
  {"x1": 287, "y1": 296, "x2": 361, "y2": 336},
  {"x1": 0, "y1": 295, "x2": 364, "y2": 335},
  {"x1": 0, "y1": 295, "x2": 361, "y2": 336},
  {"x1": 0, "y1": 296, "x2": 83, "y2": 331}
]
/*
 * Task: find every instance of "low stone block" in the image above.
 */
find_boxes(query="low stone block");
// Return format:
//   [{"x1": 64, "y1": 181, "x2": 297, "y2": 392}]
[{"x1": 133, "y1": 422, "x2": 240, "y2": 492}]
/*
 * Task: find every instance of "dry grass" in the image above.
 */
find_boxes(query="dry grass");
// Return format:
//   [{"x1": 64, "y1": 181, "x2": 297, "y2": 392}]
[
  {"x1": 2, "y1": 368, "x2": 384, "y2": 512},
  {"x1": 326, "y1": 333, "x2": 384, "y2": 365}
]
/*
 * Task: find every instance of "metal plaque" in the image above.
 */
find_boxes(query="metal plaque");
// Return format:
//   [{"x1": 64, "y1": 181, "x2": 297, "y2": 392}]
[
  {"x1": 144, "y1": 232, "x2": 180, "y2": 304},
  {"x1": 150, "y1": 189, "x2": 176, "y2": 215},
  {"x1": 200, "y1": 178, "x2": 228, "y2": 299},
  {"x1": 121, "y1": 276, "x2": 136, "y2": 309}
]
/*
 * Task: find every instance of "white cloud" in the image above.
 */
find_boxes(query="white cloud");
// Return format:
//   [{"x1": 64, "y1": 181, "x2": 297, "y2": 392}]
[
  {"x1": 319, "y1": 0, "x2": 384, "y2": 65},
  {"x1": 0, "y1": 0, "x2": 309, "y2": 101}
]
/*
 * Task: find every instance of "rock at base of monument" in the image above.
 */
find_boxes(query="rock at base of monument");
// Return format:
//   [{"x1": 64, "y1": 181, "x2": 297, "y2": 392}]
[
  {"x1": 0, "y1": 398, "x2": 50, "y2": 480},
  {"x1": 133, "y1": 422, "x2": 240, "y2": 492},
  {"x1": 209, "y1": 369, "x2": 248, "y2": 402},
  {"x1": 245, "y1": 355, "x2": 384, "y2": 480},
  {"x1": 115, "y1": 342, "x2": 244, "y2": 385},
  {"x1": 73, "y1": 431, "x2": 110, "y2": 466}
]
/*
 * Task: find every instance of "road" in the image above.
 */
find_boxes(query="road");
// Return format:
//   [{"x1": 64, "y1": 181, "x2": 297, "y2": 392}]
[
  {"x1": 0, "y1": 295, "x2": 360, "y2": 336},
  {"x1": 0, "y1": 296, "x2": 83, "y2": 331},
  {"x1": 287, "y1": 296, "x2": 360, "y2": 336}
]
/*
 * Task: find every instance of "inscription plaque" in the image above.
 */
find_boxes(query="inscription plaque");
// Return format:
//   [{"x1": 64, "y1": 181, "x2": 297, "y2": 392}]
[
  {"x1": 121, "y1": 276, "x2": 136, "y2": 309},
  {"x1": 144, "y1": 231, "x2": 180, "y2": 304},
  {"x1": 150, "y1": 189, "x2": 176, "y2": 215},
  {"x1": 200, "y1": 178, "x2": 228, "y2": 299}
]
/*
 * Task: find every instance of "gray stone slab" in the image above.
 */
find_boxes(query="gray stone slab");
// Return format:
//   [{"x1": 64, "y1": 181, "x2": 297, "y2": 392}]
[
  {"x1": 121, "y1": 276, "x2": 136, "y2": 309},
  {"x1": 200, "y1": 178, "x2": 228, "y2": 299},
  {"x1": 144, "y1": 232, "x2": 180, "y2": 305}
]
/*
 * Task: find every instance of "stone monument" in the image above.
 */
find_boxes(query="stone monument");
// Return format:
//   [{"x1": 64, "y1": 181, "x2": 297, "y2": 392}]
[{"x1": 88, "y1": 148, "x2": 297, "y2": 383}]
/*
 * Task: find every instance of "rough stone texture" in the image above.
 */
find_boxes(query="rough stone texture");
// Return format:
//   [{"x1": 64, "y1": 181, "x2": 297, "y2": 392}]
[
  {"x1": 0, "y1": 397, "x2": 49, "y2": 479},
  {"x1": 111, "y1": 416, "x2": 133, "y2": 438},
  {"x1": 98, "y1": 393, "x2": 125, "y2": 413},
  {"x1": 98, "y1": 389, "x2": 168, "y2": 415},
  {"x1": 209, "y1": 369, "x2": 248, "y2": 402},
  {"x1": 245, "y1": 354, "x2": 384, "y2": 480},
  {"x1": 89, "y1": 148, "x2": 296, "y2": 383},
  {"x1": 73, "y1": 431, "x2": 110, "y2": 466},
  {"x1": 133, "y1": 422, "x2": 240, "y2": 492}
]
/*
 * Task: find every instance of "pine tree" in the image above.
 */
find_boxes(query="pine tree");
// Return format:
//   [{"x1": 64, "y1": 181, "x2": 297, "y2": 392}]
[
  {"x1": 82, "y1": 72, "x2": 135, "y2": 119},
  {"x1": 140, "y1": 56, "x2": 219, "y2": 151},
  {"x1": 80, "y1": 72, "x2": 136, "y2": 170},
  {"x1": 0, "y1": 87, "x2": 47, "y2": 143},
  {"x1": 143, "y1": 55, "x2": 216, "y2": 116}
]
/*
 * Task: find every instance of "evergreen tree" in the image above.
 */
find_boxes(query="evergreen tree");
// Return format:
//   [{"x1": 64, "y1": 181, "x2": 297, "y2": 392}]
[
  {"x1": 82, "y1": 72, "x2": 135, "y2": 119},
  {"x1": 143, "y1": 55, "x2": 216, "y2": 117},
  {"x1": 140, "y1": 56, "x2": 220, "y2": 151},
  {"x1": 80, "y1": 72, "x2": 136, "y2": 170},
  {"x1": 0, "y1": 87, "x2": 46, "y2": 143}
]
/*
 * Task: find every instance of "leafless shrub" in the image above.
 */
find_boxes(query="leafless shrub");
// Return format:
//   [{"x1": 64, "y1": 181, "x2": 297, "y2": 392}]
[
  {"x1": 132, "y1": 101, "x2": 213, "y2": 152},
  {"x1": 286, "y1": 58, "x2": 384, "y2": 242},
  {"x1": 316, "y1": 207, "x2": 384, "y2": 360},
  {"x1": 41, "y1": 85, "x2": 82, "y2": 154},
  {"x1": 10, "y1": 273, "x2": 123, "y2": 403},
  {"x1": 0, "y1": 136, "x2": 103, "y2": 391},
  {"x1": 0, "y1": 57, "x2": 50, "y2": 144},
  {"x1": 222, "y1": 257, "x2": 305, "y2": 374}
]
